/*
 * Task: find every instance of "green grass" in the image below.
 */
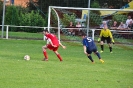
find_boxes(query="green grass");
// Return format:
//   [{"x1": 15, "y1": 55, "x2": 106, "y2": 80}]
[
  {"x1": 0, "y1": 31, "x2": 43, "y2": 39},
  {"x1": 0, "y1": 38, "x2": 133, "y2": 88}
]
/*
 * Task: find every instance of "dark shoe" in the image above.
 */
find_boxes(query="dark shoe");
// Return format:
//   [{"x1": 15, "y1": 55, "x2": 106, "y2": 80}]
[{"x1": 42, "y1": 58, "x2": 48, "y2": 61}]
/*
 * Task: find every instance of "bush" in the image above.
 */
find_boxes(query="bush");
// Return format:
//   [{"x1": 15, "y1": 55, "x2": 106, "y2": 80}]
[
  {"x1": 4, "y1": 5, "x2": 46, "y2": 33},
  {"x1": 0, "y1": 0, "x2": 3, "y2": 25},
  {"x1": 112, "y1": 14, "x2": 127, "y2": 23},
  {"x1": 61, "y1": 13, "x2": 76, "y2": 27},
  {"x1": 19, "y1": 10, "x2": 46, "y2": 32}
]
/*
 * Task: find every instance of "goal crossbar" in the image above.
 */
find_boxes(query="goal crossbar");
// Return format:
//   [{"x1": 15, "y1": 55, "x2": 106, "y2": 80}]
[
  {"x1": 50, "y1": 6, "x2": 133, "y2": 11},
  {"x1": 48, "y1": 6, "x2": 133, "y2": 41}
]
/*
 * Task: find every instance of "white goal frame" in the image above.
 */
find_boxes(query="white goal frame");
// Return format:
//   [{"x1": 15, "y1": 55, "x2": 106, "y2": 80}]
[{"x1": 48, "y1": 6, "x2": 133, "y2": 41}]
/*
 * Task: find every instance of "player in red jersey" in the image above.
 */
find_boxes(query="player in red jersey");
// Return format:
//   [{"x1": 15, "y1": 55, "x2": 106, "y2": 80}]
[{"x1": 42, "y1": 29, "x2": 66, "y2": 61}]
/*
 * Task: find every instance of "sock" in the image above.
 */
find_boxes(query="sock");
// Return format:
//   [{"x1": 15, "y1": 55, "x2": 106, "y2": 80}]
[
  {"x1": 56, "y1": 54, "x2": 63, "y2": 61},
  {"x1": 95, "y1": 52, "x2": 101, "y2": 59},
  {"x1": 88, "y1": 55, "x2": 94, "y2": 62},
  {"x1": 101, "y1": 45, "x2": 104, "y2": 51},
  {"x1": 43, "y1": 51, "x2": 48, "y2": 59},
  {"x1": 109, "y1": 47, "x2": 112, "y2": 52}
]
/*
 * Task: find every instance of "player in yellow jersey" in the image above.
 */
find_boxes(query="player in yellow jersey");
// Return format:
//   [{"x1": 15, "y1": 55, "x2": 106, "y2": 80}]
[{"x1": 98, "y1": 25, "x2": 115, "y2": 53}]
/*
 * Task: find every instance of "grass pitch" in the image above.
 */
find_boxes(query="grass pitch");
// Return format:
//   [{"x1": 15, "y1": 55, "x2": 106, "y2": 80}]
[{"x1": 0, "y1": 38, "x2": 133, "y2": 88}]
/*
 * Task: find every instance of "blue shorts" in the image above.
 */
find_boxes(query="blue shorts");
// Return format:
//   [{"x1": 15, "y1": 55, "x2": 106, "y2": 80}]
[{"x1": 86, "y1": 47, "x2": 97, "y2": 54}]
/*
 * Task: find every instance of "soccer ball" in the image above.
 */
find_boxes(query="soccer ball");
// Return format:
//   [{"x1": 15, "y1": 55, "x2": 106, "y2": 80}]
[{"x1": 24, "y1": 55, "x2": 30, "y2": 61}]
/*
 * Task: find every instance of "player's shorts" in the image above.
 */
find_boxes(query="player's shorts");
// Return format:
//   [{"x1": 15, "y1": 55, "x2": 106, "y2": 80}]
[
  {"x1": 46, "y1": 44, "x2": 59, "y2": 51},
  {"x1": 86, "y1": 47, "x2": 97, "y2": 54},
  {"x1": 101, "y1": 36, "x2": 111, "y2": 43}
]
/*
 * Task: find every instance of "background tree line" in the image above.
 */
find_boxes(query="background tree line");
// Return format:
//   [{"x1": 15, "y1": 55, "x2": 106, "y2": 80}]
[
  {"x1": 0, "y1": 0, "x2": 132, "y2": 32},
  {"x1": 28, "y1": 0, "x2": 131, "y2": 13},
  {"x1": 27, "y1": 0, "x2": 132, "y2": 28},
  {"x1": 0, "y1": 0, "x2": 47, "y2": 32}
]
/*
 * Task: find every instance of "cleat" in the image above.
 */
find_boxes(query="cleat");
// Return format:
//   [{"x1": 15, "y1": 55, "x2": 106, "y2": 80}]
[
  {"x1": 60, "y1": 59, "x2": 63, "y2": 62},
  {"x1": 92, "y1": 61, "x2": 95, "y2": 64},
  {"x1": 42, "y1": 58, "x2": 48, "y2": 61},
  {"x1": 100, "y1": 59, "x2": 104, "y2": 63},
  {"x1": 100, "y1": 50, "x2": 103, "y2": 53},
  {"x1": 110, "y1": 52, "x2": 113, "y2": 53}
]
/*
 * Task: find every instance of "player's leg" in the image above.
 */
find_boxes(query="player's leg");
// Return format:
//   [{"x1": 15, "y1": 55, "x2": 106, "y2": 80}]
[
  {"x1": 87, "y1": 54, "x2": 94, "y2": 63},
  {"x1": 54, "y1": 51, "x2": 63, "y2": 61},
  {"x1": 94, "y1": 50, "x2": 101, "y2": 59},
  {"x1": 86, "y1": 49, "x2": 94, "y2": 63},
  {"x1": 100, "y1": 36, "x2": 105, "y2": 53},
  {"x1": 53, "y1": 46, "x2": 63, "y2": 61},
  {"x1": 108, "y1": 43, "x2": 112, "y2": 53},
  {"x1": 107, "y1": 37, "x2": 112, "y2": 53},
  {"x1": 94, "y1": 49, "x2": 104, "y2": 63},
  {"x1": 42, "y1": 45, "x2": 48, "y2": 61}
]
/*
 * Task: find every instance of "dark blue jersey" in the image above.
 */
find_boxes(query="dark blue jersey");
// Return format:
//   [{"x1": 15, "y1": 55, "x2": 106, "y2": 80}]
[{"x1": 82, "y1": 37, "x2": 97, "y2": 50}]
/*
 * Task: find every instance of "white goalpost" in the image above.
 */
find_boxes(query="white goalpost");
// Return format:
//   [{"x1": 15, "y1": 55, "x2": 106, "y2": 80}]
[{"x1": 47, "y1": 6, "x2": 133, "y2": 41}]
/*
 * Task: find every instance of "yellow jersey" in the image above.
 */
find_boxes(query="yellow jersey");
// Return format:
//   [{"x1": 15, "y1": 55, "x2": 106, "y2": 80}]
[{"x1": 99, "y1": 29, "x2": 113, "y2": 38}]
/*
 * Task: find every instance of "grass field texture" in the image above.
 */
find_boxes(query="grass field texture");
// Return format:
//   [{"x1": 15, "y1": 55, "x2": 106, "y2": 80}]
[{"x1": 0, "y1": 37, "x2": 133, "y2": 88}]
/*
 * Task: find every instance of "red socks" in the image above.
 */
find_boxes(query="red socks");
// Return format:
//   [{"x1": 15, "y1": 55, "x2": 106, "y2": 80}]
[
  {"x1": 43, "y1": 51, "x2": 62, "y2": 61},
  {"x1": 43, "y1": 51, "x2": 48, "y2": 59},
  {"x1": 56, "y1": 54, "x2": 63, "y2": 61}
]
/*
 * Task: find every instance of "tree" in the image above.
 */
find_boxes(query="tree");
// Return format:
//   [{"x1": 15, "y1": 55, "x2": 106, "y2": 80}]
[
  {"x1": 27, "y1": 0, "x2": 131, "y2": 12},
  {"x1": 98, "y1": 0, "x2": 130, "y2": 9},
  {"x1": 91, "y1": 0, "x2": 100, "y2": 8},
  {"x1": 27, "y1": 0, "x2": 89, "y2": 14},
  {"x1": 19, "y1": 10, "x2": 46, "y2": 32},
  {"x1": 5, "y1": 5, "x2": 19, "y2": 25},
  {"x1": 4, "y1": 5, "x2": 46, "y2": 32},
  {"x1": 0, "y1": 0, "x2": 3, "y2": 25}
]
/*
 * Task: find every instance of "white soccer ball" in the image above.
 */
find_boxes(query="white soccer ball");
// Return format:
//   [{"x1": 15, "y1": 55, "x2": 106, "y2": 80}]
[{"x1": 24, "y1": 55, "x2": 30, "y2": 61}]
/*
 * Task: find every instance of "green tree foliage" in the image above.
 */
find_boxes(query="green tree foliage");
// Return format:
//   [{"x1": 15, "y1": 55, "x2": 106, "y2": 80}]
[
  {"x1": 51, "y1": 9, "x2": 76, "y2": 27},
  {"x1": 90, "y1": 12, "x2": 102, "y2": 26},
  {"x1": 89, "y1": 0, "x2": 102, "y2": 26},
  {"x1": 90, "y1": 0, "x2": 101, "y2": 15},
  {"x1": 4, "y1": 5, "x2": 46, "y2": 32},
  {"x1": 61, "y1": 13, "x2": 76, "y2": 27},
  {"x1": 19, "y1": 10, "x2": 46, "y2": 32},
  {"x1": 50, "y1": 10, "x2": 60, "y2": 27},
  {"x1": 112, "y1": 14, "x2": 127, "y2": 23},
  {"x1": 0, "y1": 0, "x2": 3, "y2": 25},
  {"x1": 27, "y1": 0, "x2": 88, "y2": 13},
  {"x1": 26, "y1": 0, "x2": 131, "y2": 28},
  {"x1": 98, "y1": 0, "x2": 130, "y2": 8},
  {"x1": 27, "y1": 0, "x2": 131, "y2": 13},
  {"x1": 91, "y1": 0, "x2": 100, "y2": 8},
  {"x1": 5, "y1": 5, "x2": 19, "y2": 25},
  {"x1": 5, "y1": 5, "x2": 20, "y2": 31}
]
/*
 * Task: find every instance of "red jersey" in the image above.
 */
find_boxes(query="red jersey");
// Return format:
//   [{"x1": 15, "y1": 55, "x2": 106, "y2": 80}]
[{"x1": 45, "y1": 33, "x2": 59, "y2": 46}]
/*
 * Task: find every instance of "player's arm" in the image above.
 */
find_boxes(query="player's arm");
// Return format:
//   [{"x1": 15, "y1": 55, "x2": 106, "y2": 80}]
[
  {"x1": 99, "y1": 30, "x2": 103, "y2": 38},
  {"x1": 83, "y1": 46, "x2": 87, "y2": 55},
  {"x1": 98, "y1": 30, "x2": 102, "y2": 42},
  {"x1": 59, "y1": 42, "x2": 66, "y2": 49},
  {"x1": 109, "y1": 31, "x2": 115, "y2": 44}
]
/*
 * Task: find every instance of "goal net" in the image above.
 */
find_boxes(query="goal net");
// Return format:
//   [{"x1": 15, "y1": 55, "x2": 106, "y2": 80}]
[{"x1": 48, "y1": 6, "x2": 133, "y2": 45}]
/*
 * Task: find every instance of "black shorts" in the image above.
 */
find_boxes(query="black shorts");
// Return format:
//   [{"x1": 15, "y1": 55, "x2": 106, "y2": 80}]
[{"x1": 101, "y1": 36, "x2": 111, "y2": 43}]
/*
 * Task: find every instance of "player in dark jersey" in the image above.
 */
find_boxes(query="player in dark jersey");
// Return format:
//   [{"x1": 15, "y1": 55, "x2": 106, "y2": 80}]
[
  {"x1": 42, "y1": 29, "x2": 66, "y2": 61},
  {"x1": 82, "y1": 34, "x2": 104, "y2": 63}
]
